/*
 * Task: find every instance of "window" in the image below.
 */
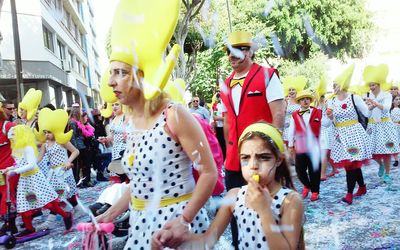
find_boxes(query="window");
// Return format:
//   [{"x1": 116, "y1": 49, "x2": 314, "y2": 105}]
[
  {"x1": 68, "y1": 51, "x2": 74, "y2": 69},
  {"x1": 76, "y1": 58, "x2": 80, "y2": 73},
  {"x1": 57, "y1": 39, "x2": 65, "y2": 59},
  {"x1": 80, "y1": 32, "x2": 84, "y2": 47},
  {"x1": 74, "y1": 24, "x2": 79, "y2": 41},
  {"x1": 83, "y1": 65, "x2": 87, "y2": 79},
  {"x1": 43, "y1": 25, "x2": 54, "y2": 52}
]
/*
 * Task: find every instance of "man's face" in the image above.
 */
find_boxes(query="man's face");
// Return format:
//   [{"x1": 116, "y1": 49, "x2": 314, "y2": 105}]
[
  {"x1": 192, "y1": 98, "x2": 200, "y2": 108},
  {"x1": 227, "y1": 46, "x2": 251, "y2": 71},
  {"x1": 4, "y1": 104, "x2": 16, "y2": 118}
]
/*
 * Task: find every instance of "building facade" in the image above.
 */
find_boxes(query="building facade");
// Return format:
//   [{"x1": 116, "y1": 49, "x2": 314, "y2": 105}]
[{"x1": 0, "y1": 0, "x2": 101, "y2": 109}]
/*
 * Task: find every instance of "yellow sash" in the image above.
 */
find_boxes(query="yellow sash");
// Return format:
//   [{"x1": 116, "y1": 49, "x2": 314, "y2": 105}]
[
  {"x1": 51, "y1": 164, "x2": 64, "y2": 170},
  {"x1": 131, "y1": 193, "x2": 193, "y2": 211},
  {"x1": 335, "y1": 120, "x2": 358, "y2": 128},
  {"x1": 368, "y1": 117, "x2": 391, "y2": 124},
  {"x1": 20, "y1": 167, "x2": 39, "y2": 177}
]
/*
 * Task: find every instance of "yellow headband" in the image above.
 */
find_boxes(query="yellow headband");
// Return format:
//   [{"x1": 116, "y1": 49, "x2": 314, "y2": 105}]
[{"x1": 239, "y1": 123, "x2": 284, "y2": 153}]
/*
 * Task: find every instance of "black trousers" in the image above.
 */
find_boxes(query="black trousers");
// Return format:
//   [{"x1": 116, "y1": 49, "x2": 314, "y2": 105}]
[
  {"x1": 225, "y1": 169, "x2": 246, "y2": 250},
  {"x1": 215, "y1": 127, "x2": 226, "y2": 160},
  {"x1": 295, "y1": 153, "x2": 321, "y2": 193}
]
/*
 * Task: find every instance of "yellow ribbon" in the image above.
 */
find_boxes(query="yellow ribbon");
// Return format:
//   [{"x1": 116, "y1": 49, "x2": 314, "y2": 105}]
[
  {"x1": 51, "y1": 164, "x2": 64, "y2": 170},
  {"x1": 131, "y1": 193, "x2": 192, "y2": 211},
  {"x1": 20, "y1": 167, "x2": 39, "y2": 177},
  {"x1": 335, "y1": 120, "x2": 358, "y2": 128},
  {"x1": 368, "y1": 117, "x2": 391, "y2": 124}
]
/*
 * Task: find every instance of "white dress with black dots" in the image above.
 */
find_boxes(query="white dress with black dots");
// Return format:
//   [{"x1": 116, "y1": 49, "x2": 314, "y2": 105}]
[
  {"x1": 283, "y1": 103, "x2": 300, "y2": 142},
  {"x1": 110, "y1": 116, "x2": 126, "y2": 161},
  {"x1": 319, "y1": 105, "x2": 333, "y2": 150},
  {"x1": 366, "y1": 92, "x2": 400, "y2": 157},
  {"x1": 121, "y1": 107, "x2": 209, "y2": 249},
  {"x1": 328, "y1": 95, "x2": 372, "y2": 167},
  {"x1": 390, "y1": 107, "x2": 400, "y2": 141},
  {"x1": 233, "y1": 185, "x2": 292, "y2": 250},
  {"x1": 14, "y1": 154, "x2": 59, "y2": 213},
  {"x1": 46, "y1": 142, "x2": 78, "y2": 199}
]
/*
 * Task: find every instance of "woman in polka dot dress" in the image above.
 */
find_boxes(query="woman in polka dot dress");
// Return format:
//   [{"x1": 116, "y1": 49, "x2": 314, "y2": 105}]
[
  {"x1": 96, "y1": 61, "x2": 217, "y2": 249},
  {"x1": 4, "y1": 125, "x2": 73, "y2": 236},
  {"x1": 163, "y1": 123, "x2": 304, "y2": 250},
  {"x1": 390, "y1": 95, "x2": 400, "y2": 166},
  {"x1": 282, "y1": 84, "x2": 301, "y2": 144},
  {"x1": 327, "y1": 76, "x2": 372, "y2": 204}
]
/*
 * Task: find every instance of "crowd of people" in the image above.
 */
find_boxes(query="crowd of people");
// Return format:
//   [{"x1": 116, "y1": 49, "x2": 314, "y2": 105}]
[{"x1": 0, "y1": 1, "x2": 398, "y2": 249}]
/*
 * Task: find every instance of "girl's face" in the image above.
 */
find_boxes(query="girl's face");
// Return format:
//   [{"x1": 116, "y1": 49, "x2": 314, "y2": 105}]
[
  {"x1": 82, "y1": 115, "x2": 88, "y2": 123},
  {"x1": 240, "y1": 136, "x2": 282, "y2": 187},
  {"x1": 390, "y1": 87, "x2": 399, "y2": 96},
  {"x1": 288, "y1": 88, "x2": 296, "y2": 98},
  {"x1": 112, "y1": 103, "x2": 122, "y2": 114},
  {"x1": 108, "y1": 61, "x2": 141, "y2": 106},
  {"x1": 393, "y1": 96, "x2": 400, "y2": 107},
  {"x1": 19, "y1": 108, "x2": 27, "y2": 119},
  {"x1": 44, "y1": 130, "x2": 54, "y2": 141},
  {"x1": 369, "y1": 82, "x2": 380, "y2": 92}
]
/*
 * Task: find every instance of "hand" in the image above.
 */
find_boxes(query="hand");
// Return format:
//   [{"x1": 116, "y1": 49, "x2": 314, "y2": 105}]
[
  {"x1": 326, "y1": 108, "x2": 333, "y2": 120},
  {"x1": 95, "y1": 210, "x2": 115, "y2": 224},
  {"x1": 160, "y1": 216, "x2": 191, "y2": 249},
  {"x1": 97, "y1": 137, "x2": 108, "y2": 145},
  {"x1": 245, "y1": 178, "x2": 272, "y2": 213},
  {"x1": 151, "y1": 229, "x2": 173, "y2": 250},
  {"x1": 63, "y1": 162, "x2": 73, "y2": 170}
]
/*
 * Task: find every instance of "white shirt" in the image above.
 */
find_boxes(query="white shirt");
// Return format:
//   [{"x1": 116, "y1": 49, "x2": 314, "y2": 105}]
[{"x1": 221, "y1": 72, "x2": 284, "y2": 116}]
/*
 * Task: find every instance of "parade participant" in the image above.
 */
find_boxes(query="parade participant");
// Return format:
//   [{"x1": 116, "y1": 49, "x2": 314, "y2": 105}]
[
  {"x1": 153, "y1": 122, "x2": 304, "y2": 250},
  {"x1": 282, "y1": 76, "x2": 306, "y2": 145},
  {"x1": 98, "y1": 102, "x2": 127, "y2": 183},
  {"x1": 16, "y1": 88, "x2": 42, "y2": 128},
  {"x1": 35, "y1": 108, "x2": 80, "y2": 229},
  {"x1": 390, "y1": 95, "x2": 400, "y2": 166},
  {"x1": 3, "y1": 125, "x2": 73, "y2": 236},
  {"x1": 96, "y1": 1, "x2": 217, "y2": 249},
  {"x1": 0, "y1": 102, "x2": 18, "y2": 235},
  {"x1": 287, "y1": 89, "x2": 322, "y2": 201},
  {"x1": 364, "y1": 64, "x2": 400, "y2": 183},
  {"x1": 389, "y1": 82, "x2": 399, "y2": 97},
  {"x1": 327, "y1": 65, "x2": 371, "y2": 205},
  {"x1": 220, "y1": 31, "x2": 285, "y2": 248},
  {"x1": 318, "y1": 94, "x2": 335, "y2": 180}
]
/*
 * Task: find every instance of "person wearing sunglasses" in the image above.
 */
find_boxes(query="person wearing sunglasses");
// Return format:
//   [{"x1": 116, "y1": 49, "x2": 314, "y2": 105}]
[
  {"x1": 3, "y1": 99, "x2": 17, "y2": 122},
  {"x1": 219, "y1": 30, "x2": 285, "y2": 249},
  {"x1": 189, "y1": 96, "x2": 210, "y2": 121}
]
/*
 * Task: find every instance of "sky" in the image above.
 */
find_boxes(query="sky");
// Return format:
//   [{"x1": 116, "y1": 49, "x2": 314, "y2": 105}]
[{"x1": 92, "y1": 1, "x2": 118, "y2": 72}]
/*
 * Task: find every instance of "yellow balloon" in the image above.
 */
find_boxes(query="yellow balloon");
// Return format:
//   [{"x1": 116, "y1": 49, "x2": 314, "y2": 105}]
[
  {"x1": 19, "y1": 88, "x2": 42, "y2": 121},
  {"x1": 100, "y1": 70, "x2": 117, "y2": 103},
  {"x1": 35, "y1": 108, "x2": 72, "y2": 144},
  {"x1": 164, "y1": 78, "x2": 186, "y2": 105},
  {"x1": 100, "y1": 103, "x2": 114, "y2": 118},
  {"x1": 110, "y1": 0, "x2": 181, "y2": 100},
  {"x1": 282, "y1": 76, "x2": 307, "y2": 96}
]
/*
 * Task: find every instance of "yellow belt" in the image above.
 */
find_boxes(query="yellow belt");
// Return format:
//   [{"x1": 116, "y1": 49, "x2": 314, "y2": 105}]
[
  {"x1": 335, "y1": 120, "x2": 358, "y2": 128},
  {"x1": 368, "y1": 117, "x2": 391, "y2": 124},
  {"x1": 20, "y1": 167, "x2": 39, "y2": 177},
  {"x1": 131, "y1": 193, "x2": 193, "y2": 211},
  {"x1": 51, "y1": 164, "x2": 64, "y2": 170}
]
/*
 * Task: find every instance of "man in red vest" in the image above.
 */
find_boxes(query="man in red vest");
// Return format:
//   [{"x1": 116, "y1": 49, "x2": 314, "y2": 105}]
[
  {"x1": 220, "y1": 31, "x2": 285, "y2": 249},
  {"x1": 287, "y1": 89, "x2": 322, "y2": 201}
]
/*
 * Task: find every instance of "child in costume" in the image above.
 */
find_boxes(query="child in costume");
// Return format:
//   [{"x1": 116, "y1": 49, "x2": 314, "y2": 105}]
[
  {"x1": 4, "y1": 125, "x2": 73, "y2": 236},
  {"x1": 153, "y1": 122, "x2": 304, "y2": 250},
  {"x1": 36, "y1": 108, "x2": 80, "y2": 229},
  {"x1": 287, "y1": 89, "x2": 322, "y2": 201},
  {"x1": 390, "y1": 94, "x2": 400, "y2": 166}
]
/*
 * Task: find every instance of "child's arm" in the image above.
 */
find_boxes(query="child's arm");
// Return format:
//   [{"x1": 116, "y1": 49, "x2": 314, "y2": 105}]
[
  {"x1": 62, "y1": 142, "x2": 80, "y2": 169},
  {"x1": 6, "y1": 146, "x2": 37, "y2": 175},
  {"x1": 247, "y1": 179, "x2": 304, "y2": 250},
  {"x1": 37, "y1": 143, "x2": 46, "y2": 163}
]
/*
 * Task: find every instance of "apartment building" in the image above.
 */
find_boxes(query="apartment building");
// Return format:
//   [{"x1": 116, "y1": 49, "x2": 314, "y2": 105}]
[{"x1": 0, "y1": 0, "x2": 101, "y2": 108}]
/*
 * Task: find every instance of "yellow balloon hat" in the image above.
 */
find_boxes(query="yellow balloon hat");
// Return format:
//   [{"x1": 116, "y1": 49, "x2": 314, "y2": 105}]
[
  {"x1": 110, "y1": 0, "x2": 181, "y2": 100},
  {"x1": 164, "y1": 78, "x2": 186, "y2": 105},
  {"x1": 35, "y1": 108, "x2": 72, "y2": 144},
  {"x1": 19, "y1": 88, "x2": 42, "y2": 121},
  {"x1": 317, "y1": 75, "x2": 327, "y2": 99},
  {"x1": 226, "y1": 31, "x2": 253, "y2": 48},
  {"x1": 100, "y1": 70, "x2": 118, "y2": 103},
  {"x1": 386, "y1": 81, "x2": 400, "y2": 91},
  {"x1": 334, "y1": 64, "x2": 355, "y2": 91},
  {"x1": 282, "y1": 76, "x2": 307, "y2": 96},
  {"x1": 295, "y1": 89, "x2": 315, "y2": 103},
  {"x1": 100, "y1": 103, "x2": 114, "y2": 118},
  {"x1": 239, "y1": 122, "x2": 284, "y2": 153},
  {"x1": 363, "y1": 64, "x2": 389, "y2": 87}
]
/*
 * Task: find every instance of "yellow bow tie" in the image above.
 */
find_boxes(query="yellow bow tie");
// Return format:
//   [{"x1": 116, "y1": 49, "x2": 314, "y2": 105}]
[
  {"x1": 299, "y1": 109, "x2": 310, "y2": 116},
  {"x1": 230, "y1": 78, "x2": 245, "y2": 88}
]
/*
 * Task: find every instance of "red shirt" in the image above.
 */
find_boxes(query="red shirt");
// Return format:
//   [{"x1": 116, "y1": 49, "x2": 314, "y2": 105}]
[{"x1": 0, "y1": 120, "x2": 16, "y2": 169}]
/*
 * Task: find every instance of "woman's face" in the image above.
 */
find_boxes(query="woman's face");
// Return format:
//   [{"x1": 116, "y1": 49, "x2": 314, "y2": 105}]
[
  {"x1": 239, "y1": 136, "x2": 281, "y2": 187},
  {"x1": 82, "y1": 115, "x2": 88, "y2": 123},
  {"x1": 108, "y1": 61, "x2": 140, "y2": 106},
  {"x1": 333, "y1": 83, "x2": 341, "y2": 94},
  {"x1": 288, "y1": 88, "x2": 297, "y2": 98},
  {"x1": 390, "y1": 87, "x2": 399, "y2": 96},
  {"x1": 112, "y1": 103, "x2": 122, "y2": 114},
  {"x1": 19, "y1": 108, "x2": 27, "y2": 119},
  {"x1": 393, "y1": 96, "x2": 400, "y2": 107},
  {"x1": 369, "y1": 82, "x2": 380, "y2": 92}
]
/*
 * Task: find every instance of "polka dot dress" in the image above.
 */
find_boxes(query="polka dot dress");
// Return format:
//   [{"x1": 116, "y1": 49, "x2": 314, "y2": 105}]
[
  {"x1": 233, "y1": 185, "x2": 292, "y2": 250},
  {"x1": 367, "y1": 111, "x2": 399, "y2": 157},
  {"x1": 110, "y1": 116, "x2": 127, "y2": 161},
  {"x1": 122, "y1": 106, "x2": 209, "y2": 249},
  {"x1": 320, "y1": 106, "x2": 332, "y2": 150},
  {"x1": 329, "y1": 96, "x2": 372, "y2": 166},
  {"x1": 283, "y1": 103, "x2": 300, "y2": 141},
  {"x1": 390, "y1": 107, "x2": 400, "y2": 141},
  {"x1": 46, "y1": 142, "x2": 78, "y2": 199},
  {"x1": 14, "y1": 156, "x2": 59, "y2": 213}
]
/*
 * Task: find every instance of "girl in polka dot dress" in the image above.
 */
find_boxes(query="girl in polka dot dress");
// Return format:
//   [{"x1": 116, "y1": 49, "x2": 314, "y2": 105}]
[
  {"x1": 390, "y1": 95, "x2": 400, "y2": 166},
  {"x1": 96, "y1": 61, "x2": 217, "y2": 249},
  {"x1": 4, "y1": 125, "x2": 73, "y2": 237},
  {"x1": 162, "y1": 123, "x2": 304, "y2": 250}
]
